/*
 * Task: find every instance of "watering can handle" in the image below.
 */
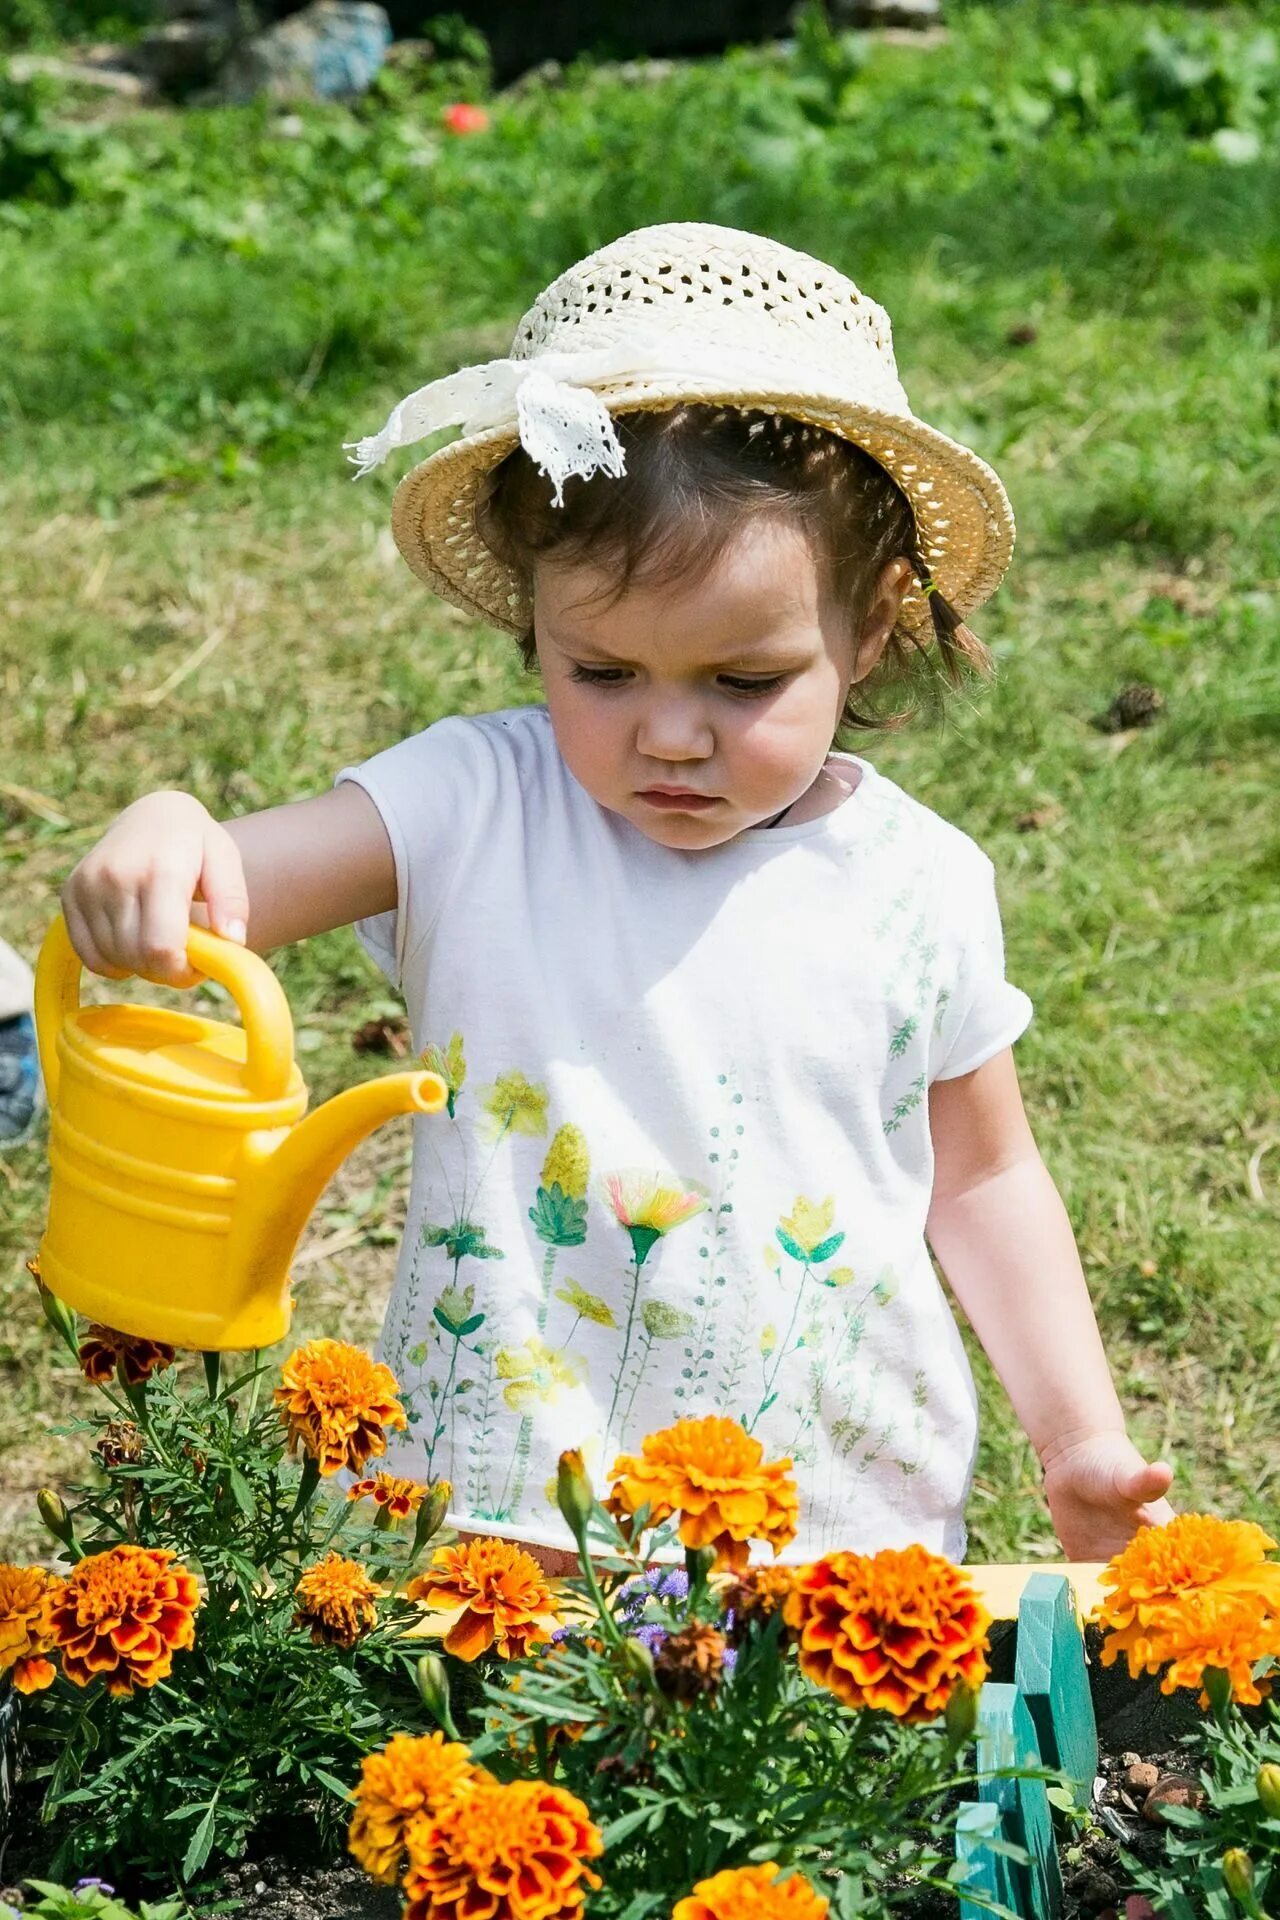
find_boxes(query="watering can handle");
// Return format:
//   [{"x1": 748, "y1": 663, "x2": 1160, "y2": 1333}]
[{"x1": 35, "y1": 915, "x2": 295, "y2": 1106}]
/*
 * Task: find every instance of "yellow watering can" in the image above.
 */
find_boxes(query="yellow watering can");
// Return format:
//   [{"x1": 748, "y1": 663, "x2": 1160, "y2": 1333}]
[{"x1": 34, "y1": 916, "x2": 447, "y2": 1351}]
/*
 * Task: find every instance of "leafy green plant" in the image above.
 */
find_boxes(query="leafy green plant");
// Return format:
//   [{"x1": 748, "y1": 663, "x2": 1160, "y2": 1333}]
[
  {"x1": 10, "y1": 1291, "x2": 452, "y2": 1891},
  {"x1": 12, "y1": 1882, "x2": 182, "y2": 1920},
  {"x1": 1120, "y1": 1691, "x2": 1280, "y2": 1918},
  {"x1": 369, "y1": 1443, "x2": 1042, "y2": 1918},
  {"x1": 0, "y1": 67, "x2": 82, "y2": 209}
]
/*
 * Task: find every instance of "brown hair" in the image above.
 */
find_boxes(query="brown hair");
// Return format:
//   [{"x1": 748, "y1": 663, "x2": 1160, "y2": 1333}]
[{"x1": 474, "y1": 404, "x2": 992, "y2": 733}]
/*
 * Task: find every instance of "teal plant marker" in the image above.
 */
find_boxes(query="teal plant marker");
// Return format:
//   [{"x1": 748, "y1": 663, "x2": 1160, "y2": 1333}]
[
  {"x1": 976, "y1": 1681, "x2": 1062, "y2": 1919},
  {"x1": 1015, "y1": 1571, "x2": 1099, "y2": 1803},
  {"x1": 956, "y1": 1798, "x2": 1021, "y2": 1918}
]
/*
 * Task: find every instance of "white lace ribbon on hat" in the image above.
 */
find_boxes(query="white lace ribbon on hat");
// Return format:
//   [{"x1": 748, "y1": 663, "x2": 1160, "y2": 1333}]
[{"x1": 343, "y1": 336, "x2": 890, "y2": 505}]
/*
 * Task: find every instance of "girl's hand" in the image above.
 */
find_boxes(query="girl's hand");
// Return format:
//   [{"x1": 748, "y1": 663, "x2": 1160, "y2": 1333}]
[
  {"x1": 1040, "y1": 1429, "x2": 1176, "y2": 1561},
  {"x1": 62, "y1": 790, "x2": 249, "y2": 986}
]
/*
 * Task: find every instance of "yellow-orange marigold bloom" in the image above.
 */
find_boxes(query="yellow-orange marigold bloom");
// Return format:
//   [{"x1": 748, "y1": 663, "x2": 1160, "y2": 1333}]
[
  {"x1": 406, "y1": 1537, "x2": 558, "y2": 1662},
  {"x1": 607, "y1": 1416, "x2": 798, "y2": 1573},
  {"x1": 785, "y1": 1545, "x2": 990, "y2": 1721},
  {"x1": 1095, "y1": 1514, "x2": 1280, "y2": 1707},
  {"x1": 348, "y1": 1731, "x2": 482, "y2": 1883},
  {"x1": 401, "y1": 1776, "x2": 602, "y2": 1920},
  {"x1": 78, "y1": 1323, "x2": 176, "y2": 1387},
  {"x1": 48, "y1": 1545, "x2": 199, "y2": 1695},
  {"x1": 0, "y1": 1562, "x2": 65, "y2": 1694},
  {"x1": 673, "y1": 1862, "x2": 829, "y2": 1920},
  {"x1": 275, "y1": 1338, "x2": 407, "y2": 1476},
  {"x1": 348, "y1": 1471, "x2": 430, "y2": 1523},
  {"x1": 294, "y1": 1553, "x2": 382, "y2": 1649}
]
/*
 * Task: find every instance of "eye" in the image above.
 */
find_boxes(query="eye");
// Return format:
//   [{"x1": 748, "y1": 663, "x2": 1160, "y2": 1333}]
[
  {"x1": 718, "y1": 673, "x2": 787, "y2": 698},
  {"x1": 569, "y1": 664, "x2": 630, "y2": 687}
]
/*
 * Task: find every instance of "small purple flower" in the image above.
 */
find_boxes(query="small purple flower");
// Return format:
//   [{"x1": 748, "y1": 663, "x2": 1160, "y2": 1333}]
[
  {"x1": 632, "y1": 1622, "x2": 668, "y2": 1655},
  {"x1": 73, "y1": 1883, "x2": 115, "y2": 1900}
]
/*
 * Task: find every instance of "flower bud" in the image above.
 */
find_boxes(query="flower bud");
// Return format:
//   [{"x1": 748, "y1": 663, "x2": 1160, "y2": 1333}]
[
  {"x1": 416, "y1": 1653, "x2": 459, "y2": 1738},
  {"x1": 413, "y1": 1479, "x2": 451, "y2": 1554},
  {"x1": 556, "y1": 1449, "x2": 594, "y2": 1545},
  {"x1": 1257, "y1": 1762, "x2": 1280, "y2": 1818},
  {"x1": 1203, "y1": 1664, "x2": 1234, "y2": 1720},
  {"x1": 619, "y1": 1636, "x2": 656, "y2": 1685},
  {"x1": 37, "y1": 1487, "x2": 73, "y2": 1544},
  {"x1": 32, "y1": 1265, "x2": 79, "y2": 1353},
  {"x1": 1222, "y1": 1849, "x2": 1254, "y2": 1904}
]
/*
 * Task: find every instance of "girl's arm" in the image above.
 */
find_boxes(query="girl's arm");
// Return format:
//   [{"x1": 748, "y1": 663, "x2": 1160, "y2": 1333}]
[
  {"x1": 924, "y1": 1048, "x2": 1174, "y2": 1559},
  {"x1": 61, "y1": 784, "x2": 395, "y2": 985}
]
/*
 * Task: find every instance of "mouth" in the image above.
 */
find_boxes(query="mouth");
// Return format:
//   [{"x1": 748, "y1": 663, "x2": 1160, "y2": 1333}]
[{"x1": 637, "y1": 789, "x2": 719, "y2": 811}]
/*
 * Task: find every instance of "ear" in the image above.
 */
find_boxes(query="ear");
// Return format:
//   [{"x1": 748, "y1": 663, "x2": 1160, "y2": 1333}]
[{"x1": 851, "y1": 558, "x2": 913, "y2": 685}]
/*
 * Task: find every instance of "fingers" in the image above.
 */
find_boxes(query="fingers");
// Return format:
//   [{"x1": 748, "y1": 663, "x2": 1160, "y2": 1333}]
[
  {"x1": 197, "y1": 827, "x2": 250, "y2": 945},
  {"x1": 60, "y1": 792, "x2": 225, "y2": 984},
  {"x1": 1117, "y1": 1458, "x2": 1174, "y2": 1505}
]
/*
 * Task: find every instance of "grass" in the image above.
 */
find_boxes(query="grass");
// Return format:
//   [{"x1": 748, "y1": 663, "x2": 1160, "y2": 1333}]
[{"x1": 1, "y1": 3, "x2": 1277, "y2": 1563}]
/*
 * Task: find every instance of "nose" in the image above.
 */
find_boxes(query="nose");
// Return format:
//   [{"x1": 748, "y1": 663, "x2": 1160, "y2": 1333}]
[{"x1": 635, "y1": 691, "x2": 714, "y2": 763}]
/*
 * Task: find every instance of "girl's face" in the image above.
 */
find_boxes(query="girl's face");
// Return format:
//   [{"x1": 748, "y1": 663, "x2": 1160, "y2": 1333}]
[{"x1": 534, "y1": 518, "x2": 908, "y2": 849}]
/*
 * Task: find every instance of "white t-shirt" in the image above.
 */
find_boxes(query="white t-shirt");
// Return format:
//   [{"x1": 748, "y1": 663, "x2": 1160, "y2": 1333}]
[{"x1": 339, "y1": 705, "x2": 1032, "y2": 1562}]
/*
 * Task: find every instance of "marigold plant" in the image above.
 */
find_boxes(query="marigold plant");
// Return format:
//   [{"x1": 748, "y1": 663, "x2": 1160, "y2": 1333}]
[
  {"x1": 407, "y1": 1536, "x2": 559, "y2": 1661},
  {"x1": 0, "y1": 1561, "x2": 65, "y2": 1694},
  {"x1": 672, "y1": 1862, "x2": 829, "y2": 1920},
  {"x1": 348, "y1": 1730, "x2": 481, "y2": 1883},
  {"x1": 78, "y1": 1324, "x2": 176, "y2": 1388},
  {"x1": 784, "y1": 1544, "x2": 990, "y2": 1720},
  {"x1": 48, "y1": 1545, "x2": 200, "y2": 1696},
  {"x1": 606, "y1": 1415, "x2": 798, "y2": 1572},
  {"x1": 1095, "y1": 1513, "x2": 1280, "y2": 1706},
  {"x1": 275, "y1": 1338, "x2": 407, "y2": 1475},
  {"x1": 400, "y1": 1775, "x2": 603, "y2": 1920},
  {"x1": 294, "y1": 1553, "x2": 382, "y2": 1649}
]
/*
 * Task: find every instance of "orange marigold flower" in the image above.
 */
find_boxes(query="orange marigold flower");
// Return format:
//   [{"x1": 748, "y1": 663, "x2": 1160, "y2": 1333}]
[
  {"x1": 78, "y1": 1323, "x2": 176, "y2": 1387},
  {"x1": 274, "y1": 1338, "x2": 407, "y2": 1476},
  {"x1": 348, "y1": 1470, "x2": 430, "y2": 1523},
  {"x1": 401, "y1": 1776, "x2": 602, "y2": 1920},
  {"x1": 0, "y1": 1562, "x2": 65, "y2": 1695},
  {"x1": 348, "y1": 1731, "x2": 482, "y2": 1883},
  {"x1": 406, "y1": 1537, "x2": 558, "y2": 1662},
  {"x1": 673, "y1": 1862, "x2": 829, "y2": 1920},
  {"x1": 48, "y1": 1545, "x2": 199, "y2": 1695},
  {"x1": 785, "y1": 1545, "x2": 990, "y2": 1722},
  {"x1": 1095, "y1": 1514, "x2": 1280, "y2": 1707},
  {"x1": 606, "y1": 1416, "x2": 798, "y2": 1573},
  {"x1": 294, "y1": 1553, "x2": 382, "y2": 1649}
]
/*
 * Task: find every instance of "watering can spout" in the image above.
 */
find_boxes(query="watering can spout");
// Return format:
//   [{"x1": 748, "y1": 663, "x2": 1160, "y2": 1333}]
[{"x1": 228, "y1": 1070, "x2": 448, "y2": 1347}]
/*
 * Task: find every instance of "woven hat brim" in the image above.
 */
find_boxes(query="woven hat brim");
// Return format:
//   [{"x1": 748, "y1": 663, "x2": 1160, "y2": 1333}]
[{"x1": 389, "y1": 377, "x2": 1015, "y2": 642}]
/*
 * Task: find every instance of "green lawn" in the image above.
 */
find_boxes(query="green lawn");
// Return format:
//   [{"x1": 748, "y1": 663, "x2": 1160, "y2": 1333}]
[{"x1": 2, "y1": 3, "x2": 1277, "y2": 1562}]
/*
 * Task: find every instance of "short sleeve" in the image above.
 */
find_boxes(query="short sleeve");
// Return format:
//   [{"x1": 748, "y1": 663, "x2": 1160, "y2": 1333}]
[
  {"x1": 336, "y1": 716, "x2": 501, "y2": 989},
  {"x1": 927, "y1": 847, "x2": 1033, "y2": 1082}
]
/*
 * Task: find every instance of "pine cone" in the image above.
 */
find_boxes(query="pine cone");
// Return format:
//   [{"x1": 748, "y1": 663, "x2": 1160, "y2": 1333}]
[{"x1": 1100, "y1": 684, "x2": 1165, "y2": 732}]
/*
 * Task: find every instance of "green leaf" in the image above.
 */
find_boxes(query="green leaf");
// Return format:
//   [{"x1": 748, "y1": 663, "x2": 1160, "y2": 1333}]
[
  {"x1": 181, "y1": 1802, "x2": 218, "y2": 1881},
  {"x1": 227, "y1": 1466, "x2": 255, "y2": 1518},
  {"x1": 433, "y1": 1304, "x2": 462, "y2": 1336},
  {"x1": 809, "y1": 1231, "x2": 846, "y2": 1263},
  {"x1": 458, "y1": 1313, "x2": 486, "y2": 1336},
  {"x1": 600, "y1": 1803, "x2": 663, "y2": 1847},
  {"x1": 775, "y1": 1227, "x2": 807, "y2": 1261},
  {"x1": 313, "y1": 1767, "x2": 357, "y2": 1801}
]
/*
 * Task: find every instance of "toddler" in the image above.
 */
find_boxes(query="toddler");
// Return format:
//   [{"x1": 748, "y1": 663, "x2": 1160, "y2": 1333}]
[{"x1": 62, "y1": 222, "x2": 1174, "y2": 1571}]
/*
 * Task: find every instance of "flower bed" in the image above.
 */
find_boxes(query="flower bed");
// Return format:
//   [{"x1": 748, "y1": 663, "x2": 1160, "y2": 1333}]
[{"x1": 1, "y1": 1281, "x2": 1277, "y2": 1920}]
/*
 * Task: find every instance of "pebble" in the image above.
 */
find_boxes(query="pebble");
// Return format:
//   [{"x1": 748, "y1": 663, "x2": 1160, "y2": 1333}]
[
  {"x1": 1125, "y1": 1761, "x2": 1160, "y2": 1792},
  {"x1": 1142, "y1": 1772, "x2": 1205, "y2": 1825}
]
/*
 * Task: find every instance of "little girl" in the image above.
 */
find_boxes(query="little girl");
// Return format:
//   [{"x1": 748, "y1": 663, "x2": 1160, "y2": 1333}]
[{"x1": 61, "y1": 222, "x2": 1174, "y2": 1570}]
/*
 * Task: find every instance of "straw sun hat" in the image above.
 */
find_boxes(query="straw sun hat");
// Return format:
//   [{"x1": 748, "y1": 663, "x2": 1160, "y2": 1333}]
[{"x1": 347, "y1": 221, "x2": 1015, "y2": 642}]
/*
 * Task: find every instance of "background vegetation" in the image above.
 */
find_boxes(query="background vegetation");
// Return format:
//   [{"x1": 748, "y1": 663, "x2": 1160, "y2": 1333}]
[{"x1": 1, "y1": 1, "x2": 1277, "y2": 1563}]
